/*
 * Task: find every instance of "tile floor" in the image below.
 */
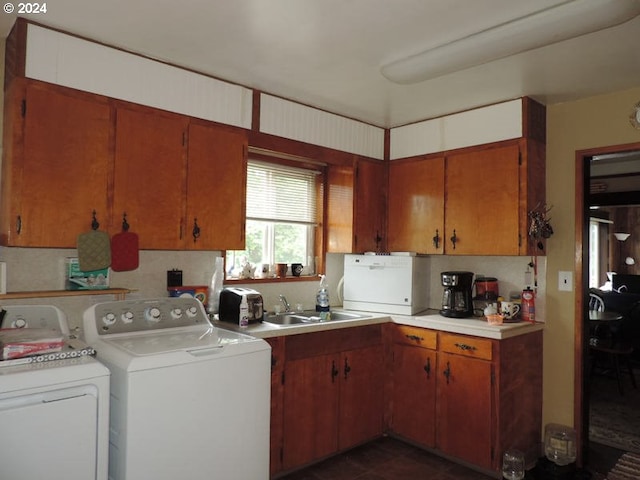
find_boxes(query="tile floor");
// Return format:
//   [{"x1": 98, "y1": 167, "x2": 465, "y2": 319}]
[{"x1": 276, "y1": 436, "x2": 621, "y2": 480}]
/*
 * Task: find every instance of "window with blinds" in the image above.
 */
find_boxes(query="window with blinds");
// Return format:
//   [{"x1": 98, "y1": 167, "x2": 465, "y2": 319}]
[{"x1": 226, "y1": 159, "x2": 321, "y2": 278}]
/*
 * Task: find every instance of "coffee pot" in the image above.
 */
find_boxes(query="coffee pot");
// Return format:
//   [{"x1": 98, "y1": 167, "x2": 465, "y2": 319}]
[{"x1": 439, "y1": 271, "x2": 474, "y2": 318}]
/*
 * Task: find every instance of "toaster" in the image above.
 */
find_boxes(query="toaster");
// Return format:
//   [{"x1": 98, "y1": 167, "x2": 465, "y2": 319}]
[{"x1": 218, "y1": 287, "x2": 264, "y2": 324}]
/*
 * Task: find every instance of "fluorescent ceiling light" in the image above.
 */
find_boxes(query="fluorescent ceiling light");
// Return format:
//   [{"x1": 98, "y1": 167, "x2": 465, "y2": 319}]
[{"x1": 381, "y1": 0, "x2": 640, "y2": 84}]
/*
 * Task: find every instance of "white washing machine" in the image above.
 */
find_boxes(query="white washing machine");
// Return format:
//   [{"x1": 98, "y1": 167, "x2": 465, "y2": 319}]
[
  {"x1": 82, "y1": 297, "x2": 271, "y2": 480},
  {"x1": 0, "y1": 305, "x2": 110, "y2": 480}
]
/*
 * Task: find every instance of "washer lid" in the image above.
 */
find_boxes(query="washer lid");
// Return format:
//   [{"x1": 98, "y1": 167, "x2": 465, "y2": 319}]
[{"x1": 103, "y1": 325, "x2": 222, "y2": 356}]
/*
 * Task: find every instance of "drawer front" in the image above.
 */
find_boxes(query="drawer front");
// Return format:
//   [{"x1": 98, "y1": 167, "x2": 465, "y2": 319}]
[
  {"x1": 285, "y1": 324, "x2": 382, "y2": 360},
  {"x1": 393, "y1": 325, "x2": 437, "y2": 349},
  {"x1": 439, "y1": 333, "x2": 493, "y2": 360}
]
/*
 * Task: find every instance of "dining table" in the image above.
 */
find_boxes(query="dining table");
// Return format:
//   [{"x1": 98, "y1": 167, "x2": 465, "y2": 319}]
[
  {"x1": 589, "y1": 310, "x2": 623, "y2": 323},
  {"x1": 588, "y1": 310, "x2": 623, "y2": 345}
]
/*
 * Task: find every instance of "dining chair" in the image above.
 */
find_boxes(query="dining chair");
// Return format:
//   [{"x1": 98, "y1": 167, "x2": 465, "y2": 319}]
[
  {"x1": 589, "y1": 292, "x2": 605, "y2": 312},
  {"x1": 589, "y1": 293, "x2": 637, "y2": 394}
]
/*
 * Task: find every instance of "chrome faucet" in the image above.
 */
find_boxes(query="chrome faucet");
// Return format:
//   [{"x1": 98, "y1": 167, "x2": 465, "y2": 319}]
[{"x1": 279, "y1": 294, "x2": 291, "y2": 312}]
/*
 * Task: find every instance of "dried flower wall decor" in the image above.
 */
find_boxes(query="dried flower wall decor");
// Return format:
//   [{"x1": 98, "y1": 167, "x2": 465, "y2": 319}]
[{"x1": 528, "y1": 203, "x2": 554, "y2": 250}]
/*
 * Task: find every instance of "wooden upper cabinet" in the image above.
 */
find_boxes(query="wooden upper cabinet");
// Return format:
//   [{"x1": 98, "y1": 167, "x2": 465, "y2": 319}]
[
  {"x1": 353, "y1": 159, "x2": 386, "y2": 253},
  {"x1": 326, "y1": 164, "x2": 354, "y2": 253},
  {"x1": 186, "y1": 122, "x2": 247, "y2": 250},
  {"x1": 327, "y1": 159, "x2": 386, "y2": 254},
  {"x1": 0, "y1": 80, "x2": 112, "y2": 247},
  {"x1": 113, "y1": 106, "x2": 188, "y2": 250},
  {"x1": 445, "y1": 143, "x2": 520, "y2": 255},
  {"x1": 387, "y1": 157, "x2": 445, "y2": 254}
]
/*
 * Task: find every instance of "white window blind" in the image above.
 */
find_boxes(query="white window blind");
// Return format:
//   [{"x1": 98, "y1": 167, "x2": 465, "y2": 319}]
[{"x1": 246, "y1": 160, "x2": 319, "y2": 225}]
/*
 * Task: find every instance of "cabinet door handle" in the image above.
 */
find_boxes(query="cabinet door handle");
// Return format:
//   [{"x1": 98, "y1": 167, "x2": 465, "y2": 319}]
[
  {"x1": 454, "y1": 342, "x2": 476, "y2": 351},
  {"x1": 432, "y1": 229, "x2": 440, "y2": 249},
  {"x1": 192, "y1": 218, "x2": 201, "y2": 243},
  {"x1": 16, "y1": 215, "x2": 22, "y2": 235},
  {"x1": 423, "y1": 357, "x2": 431, "y2": 379},
  {"x1": 405, "y1": 334, "x2": 423, "y2": 343},
  {"x1": 450, "y1": 229, "x2": 457, "y2": 249},
  {"x1": 331, "y1": 360, "x2": 339, "y2": 383},
  {"x1": 443, "y1": 361, "x2": 451, "y2": 384},
  {"x1": 375, "y1": 231, "x2": 383, "y2": 250},
  {"x1": 344, "y1": 357, "x2": 352, "y2": 380}
]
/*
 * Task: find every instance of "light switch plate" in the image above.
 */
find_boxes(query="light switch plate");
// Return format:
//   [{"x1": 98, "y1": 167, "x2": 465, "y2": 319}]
[{"x1": 558, "y1": 271, "x2": 573, "y2": 291}]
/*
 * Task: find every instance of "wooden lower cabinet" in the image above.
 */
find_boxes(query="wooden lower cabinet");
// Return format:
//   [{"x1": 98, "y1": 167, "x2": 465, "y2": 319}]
[
  {"x1": 265, "y1": 337, "x2": 285, "y2": 476},
  {"x1": 338, "y1": 345, "x2": 384, "y2": 450},
  {"x1": 390, "y1": 326, "x2": 542, "y2": 474},
  {"x1": 436, "y1": 349, "x2": 493, "y2": 469},
  {"x1": 390, "y1": 325, "x2": 437, "y2": 447},
  {"x1": 271, "y1": 325, "x2": 542, "y2": 477},
  {"x1": 278, "y1": 326, "x2": 384, "y2": 473}
]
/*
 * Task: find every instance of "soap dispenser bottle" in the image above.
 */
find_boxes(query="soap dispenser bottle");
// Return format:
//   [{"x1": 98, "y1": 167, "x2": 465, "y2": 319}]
[
  {"x1": 316, "y1": 275, "x2": 330, "y2": 317},
  {"x1": 239, "y1": 294, "x2": 249, "y2": 328}
]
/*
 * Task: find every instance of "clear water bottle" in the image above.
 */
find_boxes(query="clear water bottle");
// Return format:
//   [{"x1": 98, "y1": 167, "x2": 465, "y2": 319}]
[{"x1": 316, "y1": 275, "x2": 330, "y2": 313}]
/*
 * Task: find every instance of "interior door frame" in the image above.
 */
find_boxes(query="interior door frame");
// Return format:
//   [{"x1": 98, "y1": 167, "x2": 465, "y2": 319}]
[{"x1": 574, "y1": 140, "x2": 640, "y2": 465}]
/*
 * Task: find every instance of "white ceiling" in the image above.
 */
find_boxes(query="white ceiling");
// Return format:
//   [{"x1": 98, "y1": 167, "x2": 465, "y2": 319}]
[{"x1": 2, "y1": 0, "x2": 640, "y2": 128}]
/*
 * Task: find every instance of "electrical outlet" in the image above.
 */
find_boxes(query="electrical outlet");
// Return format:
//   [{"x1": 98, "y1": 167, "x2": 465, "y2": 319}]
[{"x1": 558, "y1": 271, "x2": 573, "y2": 292}]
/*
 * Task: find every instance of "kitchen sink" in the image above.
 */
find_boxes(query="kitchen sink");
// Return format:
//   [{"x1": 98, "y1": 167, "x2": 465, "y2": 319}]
[
  {"x1": 263, "y1": 310, "x2": 370, "y2": 326},
  {"x1": 262, "y1": 314, "x2": 312, "y2": 326}
]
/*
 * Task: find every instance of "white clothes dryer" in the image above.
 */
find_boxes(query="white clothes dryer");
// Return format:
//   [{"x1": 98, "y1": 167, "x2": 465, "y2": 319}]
[
  {"x1": 0, "y1": 305, "x2": 110, "y2": 480},
  {"x1": 82, "y1": 297, "x2": 271, "y2": 480}
]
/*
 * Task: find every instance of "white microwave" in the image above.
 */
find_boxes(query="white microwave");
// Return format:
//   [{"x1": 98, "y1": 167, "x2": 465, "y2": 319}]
[{"x1": 342, "y1": 254, "x2": 430, "y2": 315}]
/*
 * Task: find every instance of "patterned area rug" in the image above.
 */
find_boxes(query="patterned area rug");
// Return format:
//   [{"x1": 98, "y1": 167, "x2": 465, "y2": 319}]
[
  {"x1": 607, "y1": 452, "x2": 640, "y2": 480},
  {"x1": 589, "y1": 372, "x2": 640, "y2": 454}
]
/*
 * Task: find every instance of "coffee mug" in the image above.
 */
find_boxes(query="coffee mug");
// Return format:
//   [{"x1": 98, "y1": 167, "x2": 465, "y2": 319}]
[
  {"x1": 259, "y1": 263, "x2": 271, "y2": 278},
  {"x1": 500, "y1": 301, "x2": 521, "y2": 320},
  {"x1": 291, "y1": 263, "x2": 304, "y2": 277},
  {"x1": 276, "y1": 263, "x2": 288, "y2": 277}
]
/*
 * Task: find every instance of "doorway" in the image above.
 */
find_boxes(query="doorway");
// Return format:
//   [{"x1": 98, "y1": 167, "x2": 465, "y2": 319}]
[{"x1": 575, "y1": 141, "x2": 640, "y2": 468}]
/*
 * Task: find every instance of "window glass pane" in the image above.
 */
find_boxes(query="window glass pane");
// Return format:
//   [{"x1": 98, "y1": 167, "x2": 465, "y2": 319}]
[{"x1": 274, "y1": 223, "x2": 308, "y2": 264}]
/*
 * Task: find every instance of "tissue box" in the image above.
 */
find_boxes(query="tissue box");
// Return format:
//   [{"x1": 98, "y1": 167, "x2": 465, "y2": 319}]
[{"x1": 65, "y1": 257, "x2": 110, "y2": 290}]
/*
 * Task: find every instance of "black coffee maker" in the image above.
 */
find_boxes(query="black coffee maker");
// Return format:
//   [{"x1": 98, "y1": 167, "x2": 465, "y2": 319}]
[{"x1": 439, "y1": 271, "x2": 474, "y2": 318}]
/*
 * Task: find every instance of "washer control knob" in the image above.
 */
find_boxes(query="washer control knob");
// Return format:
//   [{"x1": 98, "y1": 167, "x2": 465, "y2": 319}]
[
  {"x1": 186, "y1": 306, "x2": 199, "y2": 318},
  {"x1": 171, "y1": 308, "x2": 183, "y2": 319},
  {"x1": 102, "y1": 313, "x2": 117, "y2": 326},
  {"x1": 144, "y1": 307, "x2": 162, "y2": 323},
  {"x1": 14, "y1": 318, "x2": 27, "y2": 328},
  {"x1": 121, "y1": 311, "x2": 135, "y2": 324}
]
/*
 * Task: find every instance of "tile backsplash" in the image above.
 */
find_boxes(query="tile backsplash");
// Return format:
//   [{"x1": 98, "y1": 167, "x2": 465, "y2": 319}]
[{"x1": 0, "y1": 247, "x2": 546, "y2": 331}]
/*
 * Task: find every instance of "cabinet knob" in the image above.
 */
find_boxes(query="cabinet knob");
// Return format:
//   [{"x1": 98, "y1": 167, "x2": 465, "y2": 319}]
[
  {"x1": 450, "y1": 229, "x2": 457, "y2": 249},
  {"x1": 423, "y1": 357, "x2": 431, "y2": 379}
]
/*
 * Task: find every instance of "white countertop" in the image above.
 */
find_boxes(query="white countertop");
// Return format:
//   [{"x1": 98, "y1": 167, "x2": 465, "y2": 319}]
[{"x1": 212, "y1": 309, "x2": 544, "y2": 340}]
